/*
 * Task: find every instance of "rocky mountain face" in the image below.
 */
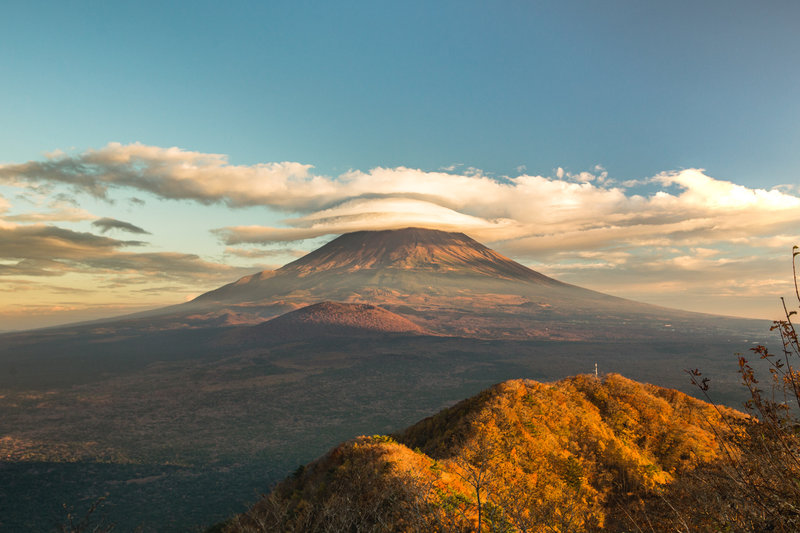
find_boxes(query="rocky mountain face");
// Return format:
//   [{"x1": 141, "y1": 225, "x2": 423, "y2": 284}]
[
  {"x1": 195, "y1": 227, "x2": 564, "y2": 304},
  {"x1": 252, "y1": 227, "x2": 560, "y2": 281}
]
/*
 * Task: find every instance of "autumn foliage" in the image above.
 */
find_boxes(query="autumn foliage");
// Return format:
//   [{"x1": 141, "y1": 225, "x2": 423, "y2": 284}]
[{"x1": 225, "y1": 374, "x2": 739, "y2": 532}]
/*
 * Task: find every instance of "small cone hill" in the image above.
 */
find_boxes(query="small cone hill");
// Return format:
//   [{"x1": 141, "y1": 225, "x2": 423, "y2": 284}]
[
  {"x1": 241, "y1": 301, "x2": 429, "y2": 341},
  {"x1": 223, "y1": 374, "x2": 746, "y2": 532}
]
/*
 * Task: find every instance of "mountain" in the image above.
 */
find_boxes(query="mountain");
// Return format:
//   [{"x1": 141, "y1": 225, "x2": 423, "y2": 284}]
[
  {"x1": 213, "y1": 227, "x2": 560, "y2": 284},
  {"x1": 194, "y1": 227, "x2": 564, "y2": 306},
  {"x1": 139, "y1": 227, "x2": 761, "y2": 341},
  {"x1": 238, "y1": 301, "x2": 429, "y2": 341},
  {"x1": 222, "y1": 373, "x2": 744, "y2": 532}
]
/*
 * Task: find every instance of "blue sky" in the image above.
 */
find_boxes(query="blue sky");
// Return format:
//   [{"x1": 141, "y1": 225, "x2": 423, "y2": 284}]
[
  {"x1": 1, "y1": 1, "x2": 799, "y2": 329},
  {"x1": 4, "y1": 1, "x2": 799, "y2": 183}
]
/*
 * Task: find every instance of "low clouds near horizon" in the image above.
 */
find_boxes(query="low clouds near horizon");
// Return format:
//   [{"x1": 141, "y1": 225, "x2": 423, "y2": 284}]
[{"x1": 1, "y1": 142, "x2": 798, "y2": 323}]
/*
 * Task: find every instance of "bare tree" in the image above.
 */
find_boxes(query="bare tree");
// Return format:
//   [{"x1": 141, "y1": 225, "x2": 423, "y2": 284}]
[{"x1": 680, "y1": 245, "x2": 800, "y2": 531}]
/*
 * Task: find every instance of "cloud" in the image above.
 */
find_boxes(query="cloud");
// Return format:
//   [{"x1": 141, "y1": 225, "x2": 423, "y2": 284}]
[
  {"x1": 208, "y1": 167, "x2": 800, "y2": 270},
  {"x1": 92, "y1": 217, "x2": 151, "y2": 235},
  {"x1": 213, "y1": 197, "x2": 516, "y2": 244},
  {"x1": 0, "y1": 189, "x2": 96, "y2": 222},
  {"x1": 0, "y1": 143, "x2": 627, "y2": 220},
  {"x1": 224, "y1": 247, "x2": 307, "y2": 259},
  {"x1": 0, "y1": 142, "x2": 317, "y2": 208},
  {"x1": 3, "y1": 143, "x2": 800, "y2": 319},
  {"x1": 3, "y1": 145, "x2": 799, "y2": 257},
  {"x1": 0, "y1": 221, "x2": 251, "y2": 282},
  {"x1": 1, "y1": 280, "x2": 96, "y2": 294},
  {"x1": 82, "y1": 252, "x2": 250, "y2": 279},
  {"x1": 654, "y1": 169, "x2": 800, "y2": 210},
  {"x1": 0, "y1": 223, "x2": 143, "y2": 261},
  {"x1": 4, "y1": 206, "x2": 96, "y2": 223}
]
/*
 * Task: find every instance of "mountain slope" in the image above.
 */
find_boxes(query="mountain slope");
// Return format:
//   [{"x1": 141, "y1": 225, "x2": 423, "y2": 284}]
[
  {"x1": 240, "y1": 301, "x2": 429, "y2": 340},
  {"x1": 269, "y1": 228, "x2": 559, "y2": 281},
  {"x1": 38, "y1": 227, "x2": 764, "y2": 341},
  {"x1": 155, "y1": 227, "x2": 762, "y2": 341},
  {"x1": 224, "y1": 373, "x2": 743, "y2": 532},
  {"x1": 195, "y1": 227, "x2": 565, "y2": 304}
]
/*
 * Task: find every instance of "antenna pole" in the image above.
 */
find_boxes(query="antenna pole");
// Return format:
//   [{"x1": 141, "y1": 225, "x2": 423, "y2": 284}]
[{"x1": 595, "y1": 363, "x2": 598, "y2": 379}]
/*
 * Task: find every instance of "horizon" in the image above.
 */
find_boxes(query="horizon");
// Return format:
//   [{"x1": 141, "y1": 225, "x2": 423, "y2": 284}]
[{"x1": 2, "y1": 2, "x2": 799, "y2": 330}]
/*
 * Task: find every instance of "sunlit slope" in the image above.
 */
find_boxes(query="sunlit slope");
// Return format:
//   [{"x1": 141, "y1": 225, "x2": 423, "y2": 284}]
[{"x1": 227, "y1": 373, "x2": 741, "y2": 532}]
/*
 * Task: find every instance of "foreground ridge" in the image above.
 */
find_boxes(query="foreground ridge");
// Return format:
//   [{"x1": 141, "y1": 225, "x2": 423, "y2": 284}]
[{"x1": 222, "y1": 373, "x2": 744, "y2": 532}]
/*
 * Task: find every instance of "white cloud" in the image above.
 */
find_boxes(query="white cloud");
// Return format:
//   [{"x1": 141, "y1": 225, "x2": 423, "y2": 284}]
[
  {"x1": 3, "y1": 143, "x2": 800, "y2": 319},
  {"x1": 0, "y1": 142, "x2": 317, "y2": 208},
  {"x1": 655, "y1": 169, "x2": 800, "y2": 210},
  {"x1": 214, "y1": 197, "x2": 516, "y2": 244},
  {"x1": 0, "y1": 187, "x2": 97, "y2": 223},
  {"x1": 4, "y1": 205, "x2": 96, "y2": 223},
  {"x1": 3, "y1": 145, "x2": 799, "y2": 260}
]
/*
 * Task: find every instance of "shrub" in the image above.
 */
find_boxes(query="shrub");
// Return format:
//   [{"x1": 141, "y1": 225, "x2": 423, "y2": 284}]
[{"x1": 682, "y1": 246, "x2": 800, "y2": 532}]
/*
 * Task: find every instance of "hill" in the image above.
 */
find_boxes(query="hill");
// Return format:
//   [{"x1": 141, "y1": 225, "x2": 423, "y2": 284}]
[
  {"x1": 240, "y1": 301, "x2": 429, "y2": 340},
  {"x1": 224, "y1": 374, "x2": 744, "y2": 532}
]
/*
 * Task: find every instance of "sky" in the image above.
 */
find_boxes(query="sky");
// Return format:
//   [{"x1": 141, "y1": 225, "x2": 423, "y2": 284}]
[{"x1": 1, "y1": 1, "x2": 799, "y2": 330}]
